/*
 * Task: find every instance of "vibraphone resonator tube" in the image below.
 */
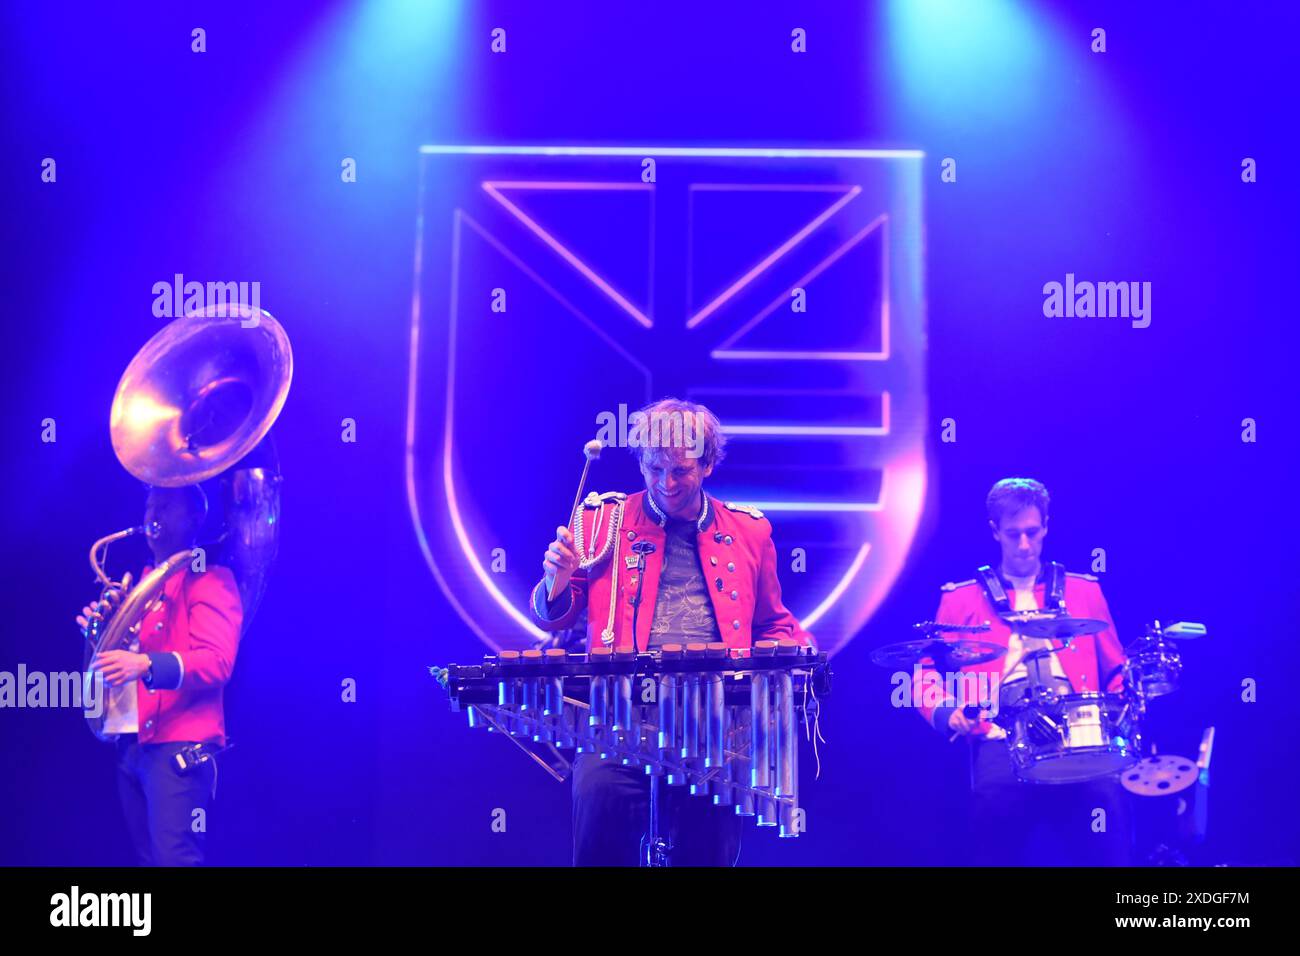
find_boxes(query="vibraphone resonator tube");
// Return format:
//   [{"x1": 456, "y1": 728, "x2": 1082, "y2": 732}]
[{"x1": 440, "y1": 639, "x2": 830, "y2": 841}]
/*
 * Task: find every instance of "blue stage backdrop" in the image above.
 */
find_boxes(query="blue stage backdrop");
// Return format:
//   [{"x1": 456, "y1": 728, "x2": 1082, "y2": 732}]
[{"x1": 1, "y1": 0, "x2": 1296, "y2": 866}]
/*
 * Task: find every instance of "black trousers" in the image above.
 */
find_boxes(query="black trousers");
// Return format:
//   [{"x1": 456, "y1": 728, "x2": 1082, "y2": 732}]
[
  {"x1": 571, "y1": 754, "x2": 743, "y2": 866},
  {"x1": 968, "y1": 737, "x2": 1133, "y2": 866},
  {"x1": 115, "y1": 735, "x2": 215, "y2": 867}
]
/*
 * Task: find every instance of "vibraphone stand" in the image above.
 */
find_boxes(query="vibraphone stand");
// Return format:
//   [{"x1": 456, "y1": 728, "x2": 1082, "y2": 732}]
[{"x1": 640, "y1": 773, "x2": 672, "y2": 866}]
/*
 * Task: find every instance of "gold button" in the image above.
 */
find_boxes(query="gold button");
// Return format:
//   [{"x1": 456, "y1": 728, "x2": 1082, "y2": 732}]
[
  {"x1": 731, "y1": 591, "x2": 738, "y2": 600},
  {"x1": 727, "y1": 562, "x2": 735, "y2": 572},
  {"x1": 724, "y1": 535, "x2": 733, "y2": 546},
  {"x1": 710, "y1": 556, "x2": 718, "y2": 566},
  {"x1": 627, "y1": 531, "x2": 637, "y2": 541},
  {"x1": 732, "y1": 620, "x2": 741, "y2": 630}
]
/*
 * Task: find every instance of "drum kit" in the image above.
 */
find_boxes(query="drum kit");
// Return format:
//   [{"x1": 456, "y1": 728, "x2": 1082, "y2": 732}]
[{"x1": 872, "y1": 615, "x2": 1208, "y2": 785}]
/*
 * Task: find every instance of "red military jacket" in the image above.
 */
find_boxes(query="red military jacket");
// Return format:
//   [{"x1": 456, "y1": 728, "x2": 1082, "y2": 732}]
[
  {"x1": 915, "y1": 568, "x2": 1125, "y2": 736},
  {"x1": 531, "y1": 490, "x2": 812, "y2": 651},
  {"x1": 134, "y1": 565, "x2": 243, "y2": 746}
]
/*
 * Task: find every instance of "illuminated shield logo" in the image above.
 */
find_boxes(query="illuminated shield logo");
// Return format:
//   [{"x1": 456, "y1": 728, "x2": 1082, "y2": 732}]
[{"x1": 409, "y1": 145, "x2": 927, "y2": 656}]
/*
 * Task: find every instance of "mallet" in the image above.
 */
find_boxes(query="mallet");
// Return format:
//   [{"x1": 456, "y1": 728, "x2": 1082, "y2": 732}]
[{"x1": 547, "y1": 438, "x2": 604, "y2": 601}]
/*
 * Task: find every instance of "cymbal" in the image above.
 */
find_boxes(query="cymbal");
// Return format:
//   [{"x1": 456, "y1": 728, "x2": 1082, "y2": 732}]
[
  {"x1": 1120, "y1": 754, "x2": 1200, "y2": 797},
  {"x1": 1003, "y1": 612, "x2": 1108, "y2": 640},
  {"x1": 870, "y1": 639, "x2": 1005, "y2": 670}
]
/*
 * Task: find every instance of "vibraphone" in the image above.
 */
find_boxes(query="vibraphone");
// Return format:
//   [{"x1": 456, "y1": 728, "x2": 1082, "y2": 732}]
[{"x1": 438, "y1": 639, "x2": 830, "y2": 858}]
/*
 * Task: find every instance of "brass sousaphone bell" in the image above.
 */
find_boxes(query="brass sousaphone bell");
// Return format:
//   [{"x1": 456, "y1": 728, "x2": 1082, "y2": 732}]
[{"x1": 84, "y1": 302, "x2": 292, "y2": 739}]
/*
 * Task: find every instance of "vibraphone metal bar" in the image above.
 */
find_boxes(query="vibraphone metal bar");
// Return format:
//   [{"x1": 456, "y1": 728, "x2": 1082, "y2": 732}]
[{"x1": 440, "y1": 640, "x2": 829, "y2": 839}]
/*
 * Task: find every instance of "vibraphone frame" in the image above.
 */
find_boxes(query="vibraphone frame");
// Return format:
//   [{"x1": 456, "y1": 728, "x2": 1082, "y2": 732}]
[{"x1": 439, "y1": 640, "x2": 830, "y2": 865}]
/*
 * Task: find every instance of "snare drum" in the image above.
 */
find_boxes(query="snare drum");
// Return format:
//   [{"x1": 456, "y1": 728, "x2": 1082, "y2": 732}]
[{"x1": 1008, "y1": 691, "x2": 1139, "y2": 783}]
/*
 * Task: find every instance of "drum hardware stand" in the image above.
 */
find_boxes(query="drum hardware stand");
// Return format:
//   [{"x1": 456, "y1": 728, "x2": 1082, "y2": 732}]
[
  {"x1": 1017, "y1": 645, "x2": 1074, "y2": 744},
  {"x1": 641, "y1": 773, "x2": 672, "y2": 867},
  {"x1": 1130, "y1": 726, "x2": 1215, "y2": 865}
]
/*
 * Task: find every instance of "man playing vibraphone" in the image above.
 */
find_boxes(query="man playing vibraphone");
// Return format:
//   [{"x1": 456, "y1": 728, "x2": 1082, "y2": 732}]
[
  {"x1": 531, "y1": 398, "x2": 813, "y2": 866},
  {"x1": 916, "y1": 478, "x2": 1132, "y2": 866}
]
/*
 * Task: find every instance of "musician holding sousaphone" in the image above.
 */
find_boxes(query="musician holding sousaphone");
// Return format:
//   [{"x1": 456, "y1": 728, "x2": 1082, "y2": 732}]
[
  {"x1": 76, "y1": 303, "x2": 291, "y2": 866},
  {"x1": 79, "y1": 485, "x2": 243, "y2": 867}
]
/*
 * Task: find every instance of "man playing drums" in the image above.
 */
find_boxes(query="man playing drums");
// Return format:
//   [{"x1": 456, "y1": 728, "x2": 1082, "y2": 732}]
[{"x1": 917, "y1": 478, "x2": 1132, "y2": 865}]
